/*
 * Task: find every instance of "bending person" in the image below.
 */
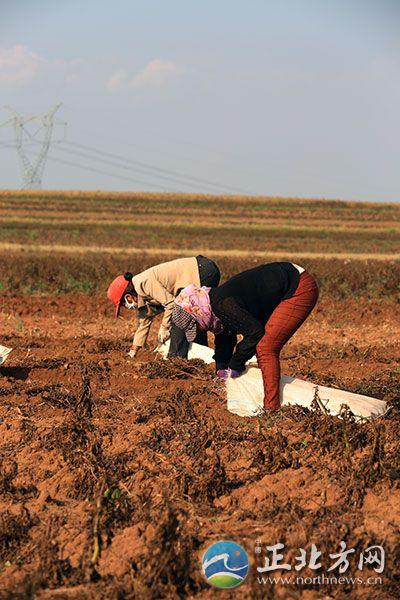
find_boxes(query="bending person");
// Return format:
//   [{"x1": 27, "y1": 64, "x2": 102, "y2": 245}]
[
  {"x1": 172, "y1": 262, "x2": 318, "y2": 410},
  {"x1": 107, "y1": 255, "x2": 220, "y2": 358}
]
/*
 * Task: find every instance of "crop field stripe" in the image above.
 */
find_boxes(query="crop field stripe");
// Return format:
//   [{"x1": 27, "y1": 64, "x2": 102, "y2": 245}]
[
  {"x1": 2, "y1": 188, "x2": 400, "y2": 207},
  {"x1": 0, "y1": 214, "x2": 399, "y2": 230},
  {"x1": 0, "y1": 215, "x2": 399, "y2": 235},
  {"x1": 1, "y1": 242, "x2": 399, "y2": 261},
  {"x1": 1, "y1": 200, "x2": 398, "y2": 216},
  {"x1": 0, "y1": 205, "x2": 398, "y2": 222},
  {"x1": 2, "y1": 221, "x2": 400, "y2": 242}
]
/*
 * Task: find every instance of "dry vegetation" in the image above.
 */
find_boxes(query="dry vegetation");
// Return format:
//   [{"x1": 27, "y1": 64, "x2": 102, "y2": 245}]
[{"x1": 1, "y1": 251, "x2": 399, "y2": 301}]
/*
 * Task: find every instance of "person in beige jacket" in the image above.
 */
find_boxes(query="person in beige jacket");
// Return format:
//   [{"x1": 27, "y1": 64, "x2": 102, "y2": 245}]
[{"x1": 107, "y1": 256, "x2": 220, "y2": 358}]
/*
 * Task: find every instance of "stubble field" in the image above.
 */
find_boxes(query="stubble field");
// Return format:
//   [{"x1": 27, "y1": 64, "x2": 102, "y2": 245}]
[{"x1": 0, "y1": 190, "x2": 399, "y2": 599}]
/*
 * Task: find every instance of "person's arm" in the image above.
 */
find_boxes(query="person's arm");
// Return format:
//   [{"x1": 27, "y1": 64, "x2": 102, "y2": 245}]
[
  {"x1": 132, "y1": 314, "x2": 153, "y2": 347},
  {"x1": 214, "y1": 297, "x2": 265, "y2": 371},
  {"x1": 160, "y1": 297, "x2": 175, "y2": 331},
  {"x1": 213, "y1": 330, "x2": 237, "y2": 370},
  {"x1": 142, "y1": 277, "x2": 175, "y2": 331}
]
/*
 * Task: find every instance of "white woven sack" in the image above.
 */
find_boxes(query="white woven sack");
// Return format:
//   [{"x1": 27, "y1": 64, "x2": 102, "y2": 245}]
[
  {"x1": 0, "y1": 345, "x2": 12, "y2": 366},
  {"x1": 157, "y1": 342, "x2": 388, "y2": 420}
]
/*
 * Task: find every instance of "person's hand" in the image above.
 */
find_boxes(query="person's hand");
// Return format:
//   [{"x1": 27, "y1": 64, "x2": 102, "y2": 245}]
[
  {"x1": 229, "y1": 369, "x2": 243, "y2": 379},
  {"x1": 216, "y1": 369, "x2": 229, "y2": 380},
  {"x1": 157, "y1": 326, "x2": 170, "y2": 344},
  {"x1": 216, "y1": 368, "x2": 243, "y2": 380}
]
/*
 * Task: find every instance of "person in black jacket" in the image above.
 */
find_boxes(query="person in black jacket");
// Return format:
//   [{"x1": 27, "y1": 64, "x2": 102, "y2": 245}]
[{"x1": 172, "y1": 262, "x2": 318, "y2": 410}]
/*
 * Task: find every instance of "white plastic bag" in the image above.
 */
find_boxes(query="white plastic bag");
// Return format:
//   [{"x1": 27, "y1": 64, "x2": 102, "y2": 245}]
[
  {"x1": 225, "y1": 365, "x2": 388, "y2": 420},
  {"x1": 0, "y1": 345, "x2": 12, "y2": 366},
  {"x1": 157, "y1": 342, "x2": 388, "y2": 420}
]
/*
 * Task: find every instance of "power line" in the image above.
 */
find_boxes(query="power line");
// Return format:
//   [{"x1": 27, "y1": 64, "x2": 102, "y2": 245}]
[
  {"x1": 3, "y1": 141, "x2": 181, "y2": 191},
  {"x1": 0, "y1": 140, "x2": 49, "y2": 148},
  {"x1": 50, "y1": 143, "x2": 224, "y2": 193},
  {"x1": 63, "y1": 140, "x2": 251, "y2": 194},
  {"x1": 3, "y1": 107, "x2": 398, "y2": 198},
  {"x1": 61, "y1": 139, "x2": 400, "y2": 198},
  {"x1": 61, "y1": 113, "x2": 399, "y2": 198},
  {"x1": 5, "y1": 133, "x2": 251, "y2": 193},
  {"x1": 25, "y1": 149, "x2": 177, "y2": 191}
]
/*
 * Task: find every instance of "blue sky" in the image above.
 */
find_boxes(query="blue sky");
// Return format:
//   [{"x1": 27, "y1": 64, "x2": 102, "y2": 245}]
[{"x1": 0, "y1": 0, "x2": 399, "y2": 201}]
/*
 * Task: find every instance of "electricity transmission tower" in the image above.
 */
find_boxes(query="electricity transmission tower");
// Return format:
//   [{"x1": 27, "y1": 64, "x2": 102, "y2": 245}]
[{"x1": 0, "y1": 104, "x2": 64, "y2": 189}]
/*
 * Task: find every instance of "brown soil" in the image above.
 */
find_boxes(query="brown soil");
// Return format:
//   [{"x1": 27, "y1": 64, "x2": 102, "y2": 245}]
[{"x1": 0, "y1": 295, "x2": 399, "y2": 599}]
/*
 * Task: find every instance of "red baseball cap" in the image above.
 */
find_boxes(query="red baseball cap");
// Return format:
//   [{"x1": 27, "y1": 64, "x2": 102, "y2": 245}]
[{"x1": 107, "y1": 273, "x2": 131, "y2": 318}]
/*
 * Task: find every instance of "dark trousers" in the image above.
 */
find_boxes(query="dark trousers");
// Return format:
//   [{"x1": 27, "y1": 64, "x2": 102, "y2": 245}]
[{"x1": 168, "y1": 256, "x2": 220, "y2": 358}]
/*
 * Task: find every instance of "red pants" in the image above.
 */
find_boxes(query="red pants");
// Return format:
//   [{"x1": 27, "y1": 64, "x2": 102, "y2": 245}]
[{"x1": 256, "y1": 271, "x2": 319, "y2": 410}]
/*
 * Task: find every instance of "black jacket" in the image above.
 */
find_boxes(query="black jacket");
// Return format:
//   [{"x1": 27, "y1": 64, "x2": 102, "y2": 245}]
[{"x1": 209, "y1": 262, "x2": 300, "y2": 371}]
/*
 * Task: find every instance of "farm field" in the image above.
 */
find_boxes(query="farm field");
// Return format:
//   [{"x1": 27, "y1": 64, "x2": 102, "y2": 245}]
[
  {"x1": 0, "y1": 190, "x2": 399, "y2": 599},
  {"x1": 0, "y1": 190, "x2": 399, "y2": 256}
]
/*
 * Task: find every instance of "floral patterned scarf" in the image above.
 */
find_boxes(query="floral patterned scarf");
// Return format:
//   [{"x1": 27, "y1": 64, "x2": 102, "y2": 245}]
[{"x1": 173, "y1": 284, "x2": 223, "y2": 341}]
